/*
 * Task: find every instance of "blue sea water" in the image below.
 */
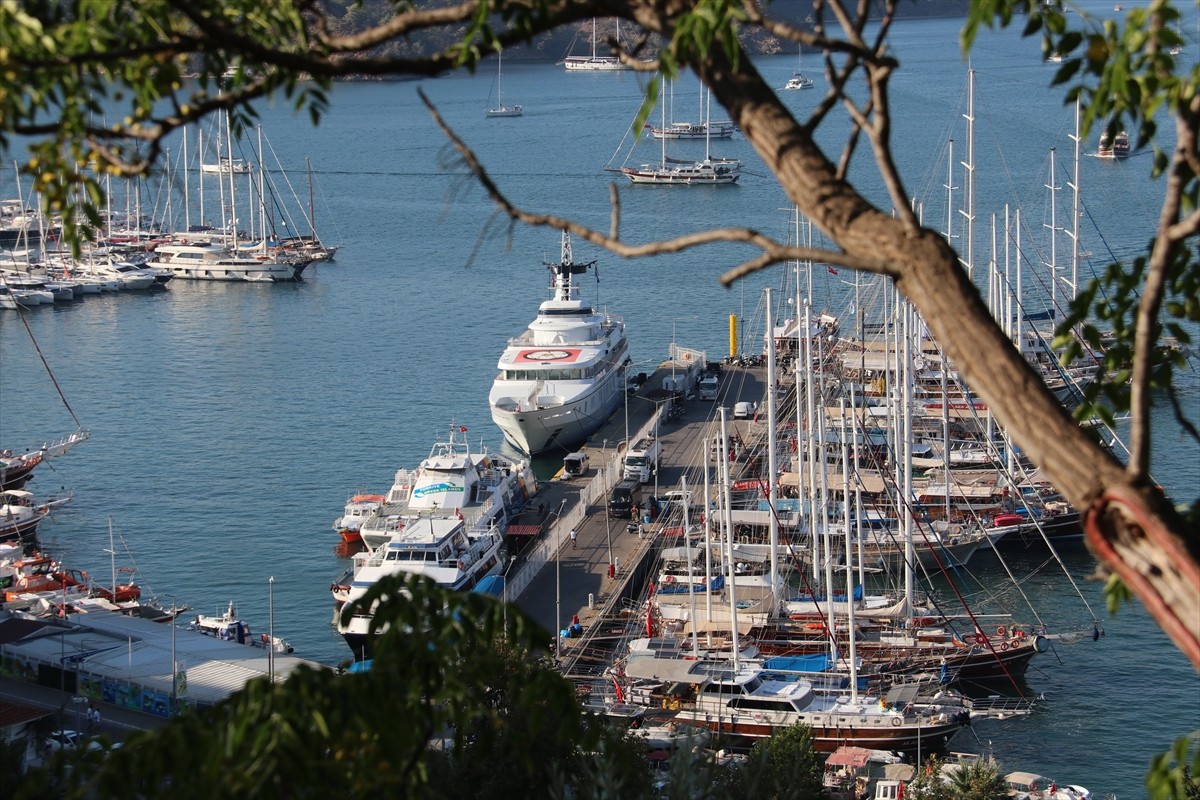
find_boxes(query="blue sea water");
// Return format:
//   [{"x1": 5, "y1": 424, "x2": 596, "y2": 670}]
[{"x1": 2, "y1": 3, "x2": 1198, "y2": 795}]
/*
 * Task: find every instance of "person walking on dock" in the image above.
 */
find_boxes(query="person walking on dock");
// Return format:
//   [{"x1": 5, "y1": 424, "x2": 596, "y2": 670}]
[{"x1": 570, "y1": 528, "x2": 578, "y2": 548}]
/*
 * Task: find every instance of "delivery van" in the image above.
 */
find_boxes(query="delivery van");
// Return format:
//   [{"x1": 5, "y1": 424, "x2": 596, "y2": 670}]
[{"x1": 608, "y1": 479, "x2": 643, "y2": 519}]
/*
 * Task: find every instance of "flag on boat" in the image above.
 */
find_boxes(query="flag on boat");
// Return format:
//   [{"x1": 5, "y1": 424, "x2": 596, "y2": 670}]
[
  {"x1": 459, "y1": 426, "x2": 467, "y2": 432},
  {"x1": 827, "y1": 266, "x2": 838, "y2": 274}
]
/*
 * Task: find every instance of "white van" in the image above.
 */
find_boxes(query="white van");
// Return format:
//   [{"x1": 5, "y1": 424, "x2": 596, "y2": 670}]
[{"x1": 733, "y1": 401, "x2": 753, "y2": 419}]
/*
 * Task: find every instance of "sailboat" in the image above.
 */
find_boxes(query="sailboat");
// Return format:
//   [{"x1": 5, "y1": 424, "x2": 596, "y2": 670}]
[
  {"x1": 484, "y1": 51, "x2": 523, "y2": 118},
  {"x1": 199, "y1": 112, "x2": 252, "y2": 174},
  {"x1": 784, "y1": 47, "x2": 814, "y2": 90},
  {"x1": 650, "y1": 82, "x2": 736, "y2": 139},
  {"x1": 562, "y1": 18, "x2": 630, "y2": 71},
  {"x1": 620, "y1": 91, "x2": 740, "y2": 185}
]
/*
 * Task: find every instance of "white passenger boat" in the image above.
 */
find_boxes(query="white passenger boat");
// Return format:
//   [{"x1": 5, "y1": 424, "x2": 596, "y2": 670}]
[
  {"x1": 488, "y1": 233, "x2": 631, "y2": 454},
  {"x1": 336, "y1": 515, "x2": 507, "y2": 660},
  {"x1": 353, "y1": 424, "x2": 538, "y2": 551}
]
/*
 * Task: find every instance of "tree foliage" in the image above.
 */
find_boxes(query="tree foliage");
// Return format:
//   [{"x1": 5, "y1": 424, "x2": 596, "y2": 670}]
[
  {"x1": 1, "y1": 0, "x2": 1198, "y2": 790},
  {"x1": 715, "y1": 723, "x2": 824, "y2": 800},
  {"x1": 17, "y1": 574, "x2": 651, "y2": 800},
  {"x1": 901, "y1": 755, "x2": 1008, "y2": 800}
]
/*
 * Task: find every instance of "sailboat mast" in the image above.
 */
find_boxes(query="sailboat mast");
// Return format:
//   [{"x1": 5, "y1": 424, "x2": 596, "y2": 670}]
[
  {"x1": 225, "y1": 111, "x2": 239, "y2": 248},
  {"x1": 1068, "y1": 98, "x2": 1082, "y2": 304},
  {"x1": 959, "y1": 69, "x2": 976, "y2": 280},
  {"x1": 681, "y1": 476, "x2": 700, "y2": 655},
  {"x1": 764, "y1": 287, "x2": 781, "y2": 612},
  {"x1": 840, "y1": 397, "x2": 859, "y2": 702},
  {"x1": 307, "y1": 157, "x2": 316, "y2": 241},
  {"x1": 718, "y1": 406, "x2": 741, "y2": 668}
]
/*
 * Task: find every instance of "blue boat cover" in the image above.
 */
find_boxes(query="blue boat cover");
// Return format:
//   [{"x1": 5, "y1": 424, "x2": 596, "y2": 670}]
[
  {"x1": 762, "y1": 654, "x2": 830, "y2": 672},
  {"x1": 473, "y1": 575, "x2": 505, "y2": 597}
]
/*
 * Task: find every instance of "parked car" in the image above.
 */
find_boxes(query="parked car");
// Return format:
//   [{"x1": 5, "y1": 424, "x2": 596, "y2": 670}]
[
  {"x1": 45, "y1": 730, "x2": 84, "y2": 751},
  {"x1": 732, "y1": 401, "x2": 753, "y2": 419},
  {"x1": 45, "y1": 729, "x2": 113, "y2": 753}
]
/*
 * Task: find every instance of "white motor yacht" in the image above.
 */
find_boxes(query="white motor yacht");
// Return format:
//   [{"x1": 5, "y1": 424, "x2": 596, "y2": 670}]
[
  {"x1": 488, "y1": 233, "x2": 631, "y2": 454},
  {"x1": 146, "y1": 241, "x2": 304, "y2": 282}
]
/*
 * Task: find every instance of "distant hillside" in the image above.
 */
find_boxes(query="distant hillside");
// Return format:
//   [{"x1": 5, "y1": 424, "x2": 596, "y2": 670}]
[{"x1": 317, "y1": 1, "x2": 968, "y2": 73}]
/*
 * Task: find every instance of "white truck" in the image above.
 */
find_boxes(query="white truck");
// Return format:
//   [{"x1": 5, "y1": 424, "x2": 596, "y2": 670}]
[
  {"x1": 697, "y1": 375, "x2": 719, "y2": 400},
  {"x1": 623, "y1": 436, "x2": 661, "y2": 483}
]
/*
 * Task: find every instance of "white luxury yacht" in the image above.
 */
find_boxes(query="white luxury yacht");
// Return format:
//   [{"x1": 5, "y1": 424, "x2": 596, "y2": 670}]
[{"x1": 488, "y1": 233, "x2": 630, "y2": 455}]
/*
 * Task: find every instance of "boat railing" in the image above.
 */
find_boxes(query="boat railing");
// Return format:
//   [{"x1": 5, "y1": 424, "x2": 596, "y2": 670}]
[
  {"x1": 964, "y1": 695, "x2": 1036, "y2": 718},
  {"x1": 40, "y1": 428, "x2": 90, "y2": 459}
]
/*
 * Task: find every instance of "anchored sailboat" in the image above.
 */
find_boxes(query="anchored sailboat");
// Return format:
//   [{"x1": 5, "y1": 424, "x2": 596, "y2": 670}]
[
  {"x1": 485, "y1": 51, "x2": 523, "y2": 118},
  {"x1": 562, "y1": 18, "x2": 631, "y2": 71}
]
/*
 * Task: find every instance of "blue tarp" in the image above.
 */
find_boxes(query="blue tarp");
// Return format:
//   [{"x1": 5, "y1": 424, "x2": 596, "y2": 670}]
[
  {"x1": 763, "y1": 654, "x2": 830, "y2": 672},
  {"x1": 473, "y1": 575, "x2": 505, "y2": 597}
]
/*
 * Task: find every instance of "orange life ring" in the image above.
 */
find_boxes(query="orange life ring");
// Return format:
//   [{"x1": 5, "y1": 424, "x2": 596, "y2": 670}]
[
  {"x1": 1000, "y1": 642, "x2": 1010, "y2": 651},
  {"x1": 665, "y1": 575, "x2": 677, "y2": 584},
  {"x1": 996, "y1": 625, "x2": 1007, "y2": 637}
]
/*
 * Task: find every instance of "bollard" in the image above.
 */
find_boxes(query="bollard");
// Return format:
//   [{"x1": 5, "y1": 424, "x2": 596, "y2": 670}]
[{"x1": 588, "y1": 593, "x2": 595, "y2": 609}]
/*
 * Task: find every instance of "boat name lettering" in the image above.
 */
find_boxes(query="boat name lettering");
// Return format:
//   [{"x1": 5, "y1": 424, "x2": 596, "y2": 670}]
[{"x1": 412, "y1": 483, "x2": 464, "y2": 498}]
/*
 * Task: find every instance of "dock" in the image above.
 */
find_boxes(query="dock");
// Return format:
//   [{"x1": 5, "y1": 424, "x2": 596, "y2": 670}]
[{"x1": 508, "y1": 358, "x2": 767, "y2": 696}]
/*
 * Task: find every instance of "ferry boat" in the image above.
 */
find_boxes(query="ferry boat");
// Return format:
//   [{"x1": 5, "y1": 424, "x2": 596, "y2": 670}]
[
  {"x1": 351, "y1": 425, "x2": 538, "y2": 551},
  {"x1": 336, "y1": 516, "x2": 506, "y2": 660},
  {"x1": 488, "y1": 233, "x2": 630, "y2": 454}
]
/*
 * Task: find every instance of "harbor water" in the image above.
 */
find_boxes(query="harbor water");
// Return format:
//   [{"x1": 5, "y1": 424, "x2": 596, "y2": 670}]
[{"x1": 2, "y1": 2, "x2": 1197, "y2": 795}]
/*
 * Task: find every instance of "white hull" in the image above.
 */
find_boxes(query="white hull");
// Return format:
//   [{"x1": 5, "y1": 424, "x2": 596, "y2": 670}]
[
  {"x1": 650, "y1": 122, "x2": 736, "y2": 139},
  {"x1": 490, "y1": 366, "x2": 625, "y2": 454},
  {"x1": 563, "y1": 57, "x2": 628, "y2": 71},
  {"x1": 485, "y1": 105, "x2": 524, "y2": 117},
  {"x1": 338, "y1": 529, "x2": 507, "y2": 660},
  {"x1": 621, "y1": 165, "x2": 739, "y2": 185},
  {"x1": 147, "y1": 243, "x2": 302, "y2": 282},
  {"x1": 488, "y1": 232, "x2": 630, "y2": 455}
]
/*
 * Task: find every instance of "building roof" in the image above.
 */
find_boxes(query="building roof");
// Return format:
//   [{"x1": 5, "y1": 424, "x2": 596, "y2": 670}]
[
  {"x1": 1, "y1": 609, "x2": 324, "y2": 707},
  {"x1": 0, "y1": 699, "x2": 53, "y2": 730}
]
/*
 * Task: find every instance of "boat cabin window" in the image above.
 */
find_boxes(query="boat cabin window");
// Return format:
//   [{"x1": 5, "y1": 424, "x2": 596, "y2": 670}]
[
  {"x1": 502, "y1": 368, "x2": 585, "y2": 381},
  {"x1": 385, "y1": 549, "x2": 437, "y2": 562},
  {"x1": 730, "y1": 697, "x2": 793, "y2": 712}
]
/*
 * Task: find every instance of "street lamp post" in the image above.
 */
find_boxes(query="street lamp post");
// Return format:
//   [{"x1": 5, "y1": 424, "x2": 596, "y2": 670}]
[
  {"x1": 268, "y1": 576, "x2": 275, "y2": 682},
  {"x1": 552, "y1": 498, "x2": 567, "y2": 664},
  {"x1": 169, "y1": 595, "x2": 177, "y2": 717},
  {"x1": 604, "y1": 467, "x2": 614, "y2": 570},
  {"x1": 624, "y1": 362, "x2": 631, "y2": 447},
  {"x1": 501, "y1": 554, "x2": 519, "y2": 639}
]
